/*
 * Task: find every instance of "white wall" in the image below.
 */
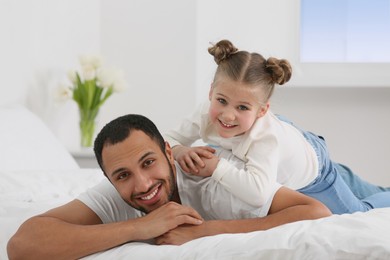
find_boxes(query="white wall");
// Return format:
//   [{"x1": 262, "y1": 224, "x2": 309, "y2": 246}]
[
  {"x1": 1, "y1": 0, "x2": 389, "y2": 186},
  {"x1": 0, "y1": 0, "x2": 100, "y2": 150},
  {"x1": 271, "y1": 87, "x2": 390, "y2": 186},
  {"x1": 99, "y1": 0, "x2": 197, "y2": 135}
]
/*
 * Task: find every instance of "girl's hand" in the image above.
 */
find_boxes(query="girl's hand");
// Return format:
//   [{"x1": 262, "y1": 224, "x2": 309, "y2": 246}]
[
  {"x1": 196, "y1": 154, "x2": 219, "y2": 177},
  {"x1": 172, "y1": 145, "x2": 215, "y2": 175}
]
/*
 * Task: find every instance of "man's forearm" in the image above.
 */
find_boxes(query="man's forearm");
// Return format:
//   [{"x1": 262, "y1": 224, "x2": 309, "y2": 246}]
[
  {"x1": 7, "y1": 216, "x2": 135, "y2": 260},
  {"x1": 204, "y1": 189, "x2": 331, "y2": 236},
  {"x1": 7, "y1": 201, "x2": 205, "y2": 259},
  {"x1": 156, "y1": 190, "x2": 331, "y2": 246},
  {"x1": 157, "y1": 203, "x2": 330, "y2": 245},
  {"x1": 204, "y1": 203, "x2": 330, "y2": 235}
]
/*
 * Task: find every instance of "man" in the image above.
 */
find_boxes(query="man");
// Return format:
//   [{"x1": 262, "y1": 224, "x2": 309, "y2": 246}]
[{"x1": 7, "y1": 114, "x2": 331, "y2": 260}]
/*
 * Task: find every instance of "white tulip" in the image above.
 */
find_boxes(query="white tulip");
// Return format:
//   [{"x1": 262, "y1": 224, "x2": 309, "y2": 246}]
[
  {"x1": 58, "y1": 55, "x2": 125, "y2": 116},
  {"x1": 55, "y1": 84, "x2": 73, "y2": 102},
  {"x1": 97, "y1": 68, "x2": 127, "y2": 91},
  {"x1": 97, "y1": 68, "x2": 115, "y2": 88},
  {"x1": 67, "y1": 70, "x2": 78, "y2": 84},
  {"x1": 79, "y1": 54, "x2": 103, "y2": 70},
  {"x1": 82, "y1": 65, "x2": 96, "y2": 81},
  {"x1": 112, "y1": 74, "x2": 127, "y2": 92}
]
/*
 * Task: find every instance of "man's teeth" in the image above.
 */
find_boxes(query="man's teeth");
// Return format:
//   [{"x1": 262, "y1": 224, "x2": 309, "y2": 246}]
[{"x1": 141, "y1": 188, "x2": 158, "y2": 200}]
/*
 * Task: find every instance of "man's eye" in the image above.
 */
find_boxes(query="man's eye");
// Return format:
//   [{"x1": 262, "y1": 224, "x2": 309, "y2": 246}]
[
  {"x1": 238, "y1": 105, "x2": 249, "y2": 111},
  {"x1": 217, "y1": 98, "x2": 227, "y2": 105},
  {"x1": 144, "y1": 159, "x2": 154, "y2": 167},
  {"x1": 118, "y1": 172, "x2": 129, "y2": 180}
]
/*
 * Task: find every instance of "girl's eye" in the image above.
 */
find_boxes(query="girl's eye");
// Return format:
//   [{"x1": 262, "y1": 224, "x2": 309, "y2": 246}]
[
  {"x1": 217, "y1": 98, "x2": 227, "y2": 105},
  {"x1": 238, "y1": 105, "x2": 249, "y2": 111}
]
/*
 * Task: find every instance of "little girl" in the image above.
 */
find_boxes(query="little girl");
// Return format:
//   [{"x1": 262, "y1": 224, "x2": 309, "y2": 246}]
[{"x1": 164, "y1": 39, "x2": 390, "y2": 214}]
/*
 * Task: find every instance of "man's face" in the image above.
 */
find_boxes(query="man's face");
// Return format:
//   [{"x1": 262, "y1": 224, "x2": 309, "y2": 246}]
[{"x1": 102, "y1": 130, "x2": 176, "y2": 213}]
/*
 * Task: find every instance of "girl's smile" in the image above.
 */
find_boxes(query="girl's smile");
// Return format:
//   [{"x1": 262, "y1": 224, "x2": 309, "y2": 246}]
[{"x1": 218, "y1": 119, "x2": 237, "y2": 129}]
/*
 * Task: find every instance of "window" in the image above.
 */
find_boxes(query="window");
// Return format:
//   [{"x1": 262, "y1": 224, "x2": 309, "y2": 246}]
[{"x1": 300, "y1": 0, "x2": 390, "y2": 63}]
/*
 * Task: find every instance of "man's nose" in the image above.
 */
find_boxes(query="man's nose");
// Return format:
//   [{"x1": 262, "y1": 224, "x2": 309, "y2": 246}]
[{"x1": 133, "y1": 172, "x2": 152, "y2": 193}]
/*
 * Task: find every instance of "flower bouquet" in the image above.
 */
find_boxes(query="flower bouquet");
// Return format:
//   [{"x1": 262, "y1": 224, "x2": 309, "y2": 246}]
[{"x1": 61, "y1": 55, "x2": 126, "y2": 147}]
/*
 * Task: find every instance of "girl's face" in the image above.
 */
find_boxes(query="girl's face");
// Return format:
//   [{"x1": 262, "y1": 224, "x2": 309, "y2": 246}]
[{"x1": 208, "y1": 79, "x2": 269, "y2": 138}]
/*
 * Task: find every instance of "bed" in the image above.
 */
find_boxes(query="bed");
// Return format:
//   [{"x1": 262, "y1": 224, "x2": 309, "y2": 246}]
[{"x1": 1, "y1": 105, "x2": 390, "y2": 260}]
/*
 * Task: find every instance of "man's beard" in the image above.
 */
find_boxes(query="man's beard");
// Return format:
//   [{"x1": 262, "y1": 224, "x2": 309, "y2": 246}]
[{"x1": 127, "y1": 159, "x2": 176, "y2": 214}]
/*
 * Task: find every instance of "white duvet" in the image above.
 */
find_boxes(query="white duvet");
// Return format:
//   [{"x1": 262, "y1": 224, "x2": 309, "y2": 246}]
[{"x1": 1, "y1": 168, "x2": 390, "y2": 260}]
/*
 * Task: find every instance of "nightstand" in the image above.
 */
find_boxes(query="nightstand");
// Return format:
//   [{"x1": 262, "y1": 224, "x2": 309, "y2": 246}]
[{"x1": 70, "y1": 148, "x2": 99, "y2": 168}]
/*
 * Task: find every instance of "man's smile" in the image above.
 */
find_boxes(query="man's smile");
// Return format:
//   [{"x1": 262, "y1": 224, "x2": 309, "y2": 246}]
[
  {"x1": 140, "y1": 187, "x2": 159, "y2": 200},
  {"x1": 134, "y1": 183, "x2": 162, "y2": 205}
]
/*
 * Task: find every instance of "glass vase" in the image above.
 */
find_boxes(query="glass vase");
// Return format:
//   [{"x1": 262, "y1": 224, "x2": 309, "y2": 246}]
[{"x1": 79, "y1": 108, "x2": 99, "y2": 147}]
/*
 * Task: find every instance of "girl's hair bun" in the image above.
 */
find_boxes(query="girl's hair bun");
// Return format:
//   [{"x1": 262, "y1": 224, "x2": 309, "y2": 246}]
[
  {"x1": 265, "y1": 57, "x2": 292, "y2": 85},
  {"x1": 208, "y1": 39, "x2": 238, "y2": 65}
]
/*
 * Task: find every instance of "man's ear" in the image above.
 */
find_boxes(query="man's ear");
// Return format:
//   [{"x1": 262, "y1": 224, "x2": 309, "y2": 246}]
[
  {"x1": 165, "y1": 141, "x2": 175, "y2": 164},
  {"x1": 257, "y1": 102, "x2": 270, "y2": 118}
]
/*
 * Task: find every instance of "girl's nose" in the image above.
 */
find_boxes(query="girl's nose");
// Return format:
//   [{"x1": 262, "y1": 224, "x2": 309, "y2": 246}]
[{"x1": 221, "y1": 108, "x2": 235, "y2": 122}]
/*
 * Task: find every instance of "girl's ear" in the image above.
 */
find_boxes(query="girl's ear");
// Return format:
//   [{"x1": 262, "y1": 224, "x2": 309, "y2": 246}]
[
  {"x1": 208, "y1": 84, "x2": 214, "y2": 101},
  {"x1": 257, "y1": 102, "x2": 270, "y2": 118}
]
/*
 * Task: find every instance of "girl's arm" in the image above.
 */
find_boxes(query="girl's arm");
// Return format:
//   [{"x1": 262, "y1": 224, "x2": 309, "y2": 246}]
[
  {"x1": 164, "y1": 103, "x2": 207, "y2": 148},
  {"x1": 173, "y1": 145, "x2": 216, "y2": 174},
  {"x1": 164, "y1": 102, "x2": 214, "y2": 174},
  {"x1": 210, "y1": 136, "x2": 280, "y2": 207}
]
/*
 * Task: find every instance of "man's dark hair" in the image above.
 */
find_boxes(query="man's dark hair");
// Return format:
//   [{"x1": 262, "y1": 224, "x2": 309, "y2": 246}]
[{"x1": 94, "y1": 114, "x2": 166, "y2": 174}]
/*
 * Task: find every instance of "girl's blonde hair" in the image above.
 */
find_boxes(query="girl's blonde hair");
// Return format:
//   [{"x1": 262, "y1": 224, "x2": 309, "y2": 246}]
[{"x1": 208, "y1": 39, "x2": 292, "y2": 101}]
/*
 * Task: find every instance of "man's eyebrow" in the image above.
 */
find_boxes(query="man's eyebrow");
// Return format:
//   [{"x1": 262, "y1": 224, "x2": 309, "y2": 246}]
[
  {"x1": 110, "y1": 151, "x2": 155, "y2": 177},
  {"x1": 111, "y1": 167, "x2": 126, "y2": 177},
  {"x1": 139, "y1": 151, "x2": 154, "y2": 163}
]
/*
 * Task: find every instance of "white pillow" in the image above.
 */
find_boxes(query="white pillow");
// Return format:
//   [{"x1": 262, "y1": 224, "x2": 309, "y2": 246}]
[{"x1": 0, "y1": 105, "x2": 79, "y2": 171}]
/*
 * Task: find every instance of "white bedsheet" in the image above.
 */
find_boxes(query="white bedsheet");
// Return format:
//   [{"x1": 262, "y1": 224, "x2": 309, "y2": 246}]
[
  {"x1": 0, "y1": 168, "x2": 105, "y2": 259},
  {"x1": 83, "y1": 208, "x2": 390, "y2": 260},
  {"x1": 1, "y1": 168, "x2": 390, "y2": 260}
]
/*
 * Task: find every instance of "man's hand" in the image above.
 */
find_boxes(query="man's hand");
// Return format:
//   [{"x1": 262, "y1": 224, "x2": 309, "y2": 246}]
[
  {"x1": 173, "y1": 145, "x2": 215, "y2": 175},
  {"x1": 155, "y1": 187, "x2": 332, "y2": 245},
  {"x1": 134, "y1": 202, "x2": 204, "y2": 240},
  {"x1": 155, "y1": 223, "x2": 207, "y2": 245}
]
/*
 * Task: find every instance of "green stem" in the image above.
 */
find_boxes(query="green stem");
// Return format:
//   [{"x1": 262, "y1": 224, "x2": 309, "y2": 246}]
[{"x1": 79, "y1": 109, "x2": 98, "y2": 147}]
